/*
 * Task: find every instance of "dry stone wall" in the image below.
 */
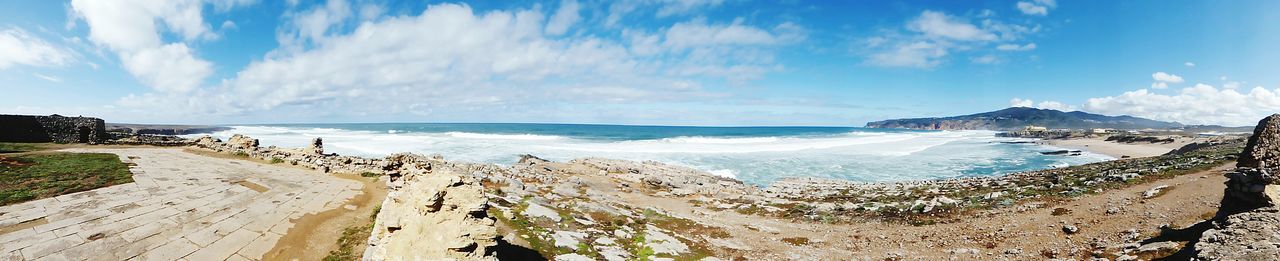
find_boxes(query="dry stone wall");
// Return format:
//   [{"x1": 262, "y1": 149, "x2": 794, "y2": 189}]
[
  {"x1": 1195, "y1": 114, "x2": 1280, "y2": 259},
  {"x1": 0, "y1": 114, "x2": 108, "y2": 143}
]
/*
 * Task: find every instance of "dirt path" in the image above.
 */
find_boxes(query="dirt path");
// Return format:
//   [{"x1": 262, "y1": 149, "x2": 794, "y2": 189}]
[
  {"x1": 592, "y1": 163, "x2": 1232, "y2": 259},
  {"x1": 262, "y1": 173, "x2": 386, "y2": 260}
]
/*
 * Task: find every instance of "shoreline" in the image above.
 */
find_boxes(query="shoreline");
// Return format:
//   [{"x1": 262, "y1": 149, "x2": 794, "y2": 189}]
[{"x1": 1045, "y1": 136, "x2": 1191, "y2": 159}]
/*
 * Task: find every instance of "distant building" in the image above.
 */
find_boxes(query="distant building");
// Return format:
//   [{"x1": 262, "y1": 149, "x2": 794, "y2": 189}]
[
  {"x1": 1092, "y1": 128, "x2": 1110, "y2": 134},
  {"x1": 1024, "y1": 126, "x2": 1048, "y2": 132}
]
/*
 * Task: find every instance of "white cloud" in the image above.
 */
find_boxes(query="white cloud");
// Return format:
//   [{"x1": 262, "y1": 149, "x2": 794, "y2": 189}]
[
  {"x1": 209, "y1": 0, "x2": 258, "y2": 12},
  {"x1": 655, "y1": 0, "x2": 726, "y2": 17},
  {"x1": 32, "y1": 73, "x2": 63, "y2": 83},
  {"x1": 996, "y1": 43, "x2": 1035, "y2": 51},
  {"x1": 1008, "y1": 98, "x2": 1075, "y2": 111},
  {"x1": 1152, "y1": 72, "x2": 1184, "y2": 83},
  {"x1": 220, "y1": 20, "x2": 237, "y2": 31},
  {"x1": 971, "y1": 55, "x2": 998, "y2": 64},
  {"x1": 1184, "y1": 61, "x2": 1195, "y2": 67},
  {"x1": 908, "y1": 11, "x2": 996, "y2": 41},
  {"x1": 1034, "y1": 100, "x2": 1076, "y2": 111},
  {"x1": 606, "y1": 0, "x2": 727, "y2": 27},
  {"x1": 1150, "y1": 71, "x2": 1183, "y2": 88},
  {"x1": 867, "y1": 41, "x2": 947, "y2": 68},
  {"x1": 0, "y1": 27, "x2": 77, "y2": 69},
  {"x1": 545, "y1": 0, "x2": 581, "y2": 36},
  {"x1": 282, "y1": 0, "x2": 351, "y2": 46},
  {"x1": 1009, "y1": 98, "x2": 1033, "y2": 107},
  {"x1": 1016, "y1": 0, "x2": 1057, "y2": 16},
  {"x1": 116, "y1": 3, "x2": 793, "y2": 119},
  {"x1": 1084, "y1": 83, "x2": 1280, "y2": 126},
  {"x1": 70, "y1": 0, "x2": 227, "y2": 94},
  {"x1": 121, "y1": 43, "x2": 213, "y2": 93},
  {"x1": 70, "y1": 0, "x2": 210, "y2": 51},
  {"x1": 863, "y1": 10, "x2": 1039, "y2": 68},
  {"x1": 662, "y1": 19, "x2": 799, "y2": 50}
]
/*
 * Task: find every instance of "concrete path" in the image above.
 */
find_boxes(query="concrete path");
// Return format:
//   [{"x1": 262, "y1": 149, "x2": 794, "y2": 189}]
[{"x1": 0, "y1": 148, "x2": 362, "y2": 260}]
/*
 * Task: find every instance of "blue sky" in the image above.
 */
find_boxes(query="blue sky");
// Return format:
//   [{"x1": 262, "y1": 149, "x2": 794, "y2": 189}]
[{"x1": 1, "y1": 0, "x2": 1278, "y2": 126}]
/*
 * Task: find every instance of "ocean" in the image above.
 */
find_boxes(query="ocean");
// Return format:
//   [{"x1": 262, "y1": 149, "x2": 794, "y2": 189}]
[{"x1": 191, "y1": 123, "x2": 1112, "y2": 186}]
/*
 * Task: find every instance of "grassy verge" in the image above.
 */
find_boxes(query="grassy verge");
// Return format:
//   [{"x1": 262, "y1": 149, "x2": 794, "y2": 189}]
[
  {"x1": 0, "y1": 142, "x2": 45, "y2": 153},
  {"x1": 1, "y1": 152, "x2": 133, "y2": 206},
  {"x1": 322, "y1": 205, "x2": 381, "y2": 261}
]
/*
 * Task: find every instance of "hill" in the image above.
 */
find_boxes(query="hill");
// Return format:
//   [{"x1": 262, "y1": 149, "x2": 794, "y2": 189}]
[{"x1": 864, "y1": 107, "x2": 1184, "y2": 130}]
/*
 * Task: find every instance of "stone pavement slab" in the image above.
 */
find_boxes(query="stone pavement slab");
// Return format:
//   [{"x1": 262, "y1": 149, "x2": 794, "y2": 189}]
[{"x1": 0, "y1": 148, "x2": 362, "y2": 260}]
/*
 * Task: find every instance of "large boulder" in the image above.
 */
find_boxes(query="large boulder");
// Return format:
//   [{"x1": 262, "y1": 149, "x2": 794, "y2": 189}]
[
  {"x1": 363, "y1": 154, "x2": 498, "y2": 260},
  {"x1": 227, "y1": 134, "x2": 259, "y2": 149}
]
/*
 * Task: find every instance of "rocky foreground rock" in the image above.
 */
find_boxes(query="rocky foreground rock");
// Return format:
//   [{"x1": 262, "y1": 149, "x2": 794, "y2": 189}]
[
  {"x1": 191, "y1": 135, "x2": 500, "y2": 260},
  {"x1": 1195, "y1": 114, "x2": 1280, "y2": 260}
]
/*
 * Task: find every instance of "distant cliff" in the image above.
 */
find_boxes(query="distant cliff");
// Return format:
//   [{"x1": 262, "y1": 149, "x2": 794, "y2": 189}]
[{"x1": 864, "y1": 107, "x2": 1184, "y2": 130}]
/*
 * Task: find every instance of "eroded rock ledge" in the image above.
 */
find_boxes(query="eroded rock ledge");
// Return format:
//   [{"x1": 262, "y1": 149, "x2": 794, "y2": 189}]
[{"x1": 191, "y1": 134, "x2": 499, "y2": 260}]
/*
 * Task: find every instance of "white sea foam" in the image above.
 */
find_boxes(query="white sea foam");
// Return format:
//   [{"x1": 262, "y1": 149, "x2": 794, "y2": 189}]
[
  {"x1": 708, "y1": 169, "x2": 737, "y2": 179},
  {"x1": 444, "y1": 132, "x2": 565, "y2": 140},
  {"x1": 190, "y1": 126, "x2": 1108, "y2": 185}
]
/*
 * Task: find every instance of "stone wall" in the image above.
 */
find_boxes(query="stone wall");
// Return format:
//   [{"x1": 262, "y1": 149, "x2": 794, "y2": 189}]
[
  {"x1": 0, "y1": 114, "x2": 108, "y2": 143},
  {"x1": 1195, "y1": 114, "x2": 1280, "y2": 259}
]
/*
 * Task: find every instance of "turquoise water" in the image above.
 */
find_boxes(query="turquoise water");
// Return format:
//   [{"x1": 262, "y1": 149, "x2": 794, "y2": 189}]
[{"x1": 194, "y1": 123, "x2": 1112, "y2": 185}]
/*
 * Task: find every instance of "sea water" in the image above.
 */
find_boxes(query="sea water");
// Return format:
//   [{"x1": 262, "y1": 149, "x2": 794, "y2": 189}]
[{"x1": 191, "y1": 123, "x2": 1112, "y2": 186}]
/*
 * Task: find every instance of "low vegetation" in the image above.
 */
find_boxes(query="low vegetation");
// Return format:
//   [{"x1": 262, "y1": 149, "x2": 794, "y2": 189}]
[
  {"x1": 0, "y1": 142, "x2": 44, "y2": 153},
  {"x1": 1, "y1": 147, "x2": 134, "y2": 206},
  {"x1": 323, "y1": 205, "x2": 382, "y2": 261}
]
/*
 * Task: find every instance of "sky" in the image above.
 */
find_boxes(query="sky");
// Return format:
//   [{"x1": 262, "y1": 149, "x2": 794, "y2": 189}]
[{"x1": 1, "y1": 0, "x2": 1278, "y2": 126}]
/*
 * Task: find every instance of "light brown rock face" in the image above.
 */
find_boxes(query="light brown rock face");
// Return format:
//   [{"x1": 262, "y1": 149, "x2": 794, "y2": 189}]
[
  {"x1": 227, "y1": 134, "x2": 259, "y2": 149},
  {"x1": 190, "y1": 135, "x2": 499, "y2": 259},
  {"x1": 363, "y1": 153, "x2": 498, "y2": 260}
]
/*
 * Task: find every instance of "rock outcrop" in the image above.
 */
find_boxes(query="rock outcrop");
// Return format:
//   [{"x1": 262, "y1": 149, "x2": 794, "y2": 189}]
[
  {"x1": 1195, "y1": 114, "x2": 1280, "y2": 260},
  {"x1": 190, "y1": 135, "x2": 499, "y2": 260},
  {"x1": 363, "y1": 153, "x2": 498, "y2": 260},
  {"x1": 1195, "y1": 207, "x2": 1280, "y2": 259}
]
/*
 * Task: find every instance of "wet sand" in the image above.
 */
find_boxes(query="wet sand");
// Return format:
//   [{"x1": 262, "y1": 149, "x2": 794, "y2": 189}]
[{"x1": 1048, "y1": 136, "x2": 1190, "y2": 158}]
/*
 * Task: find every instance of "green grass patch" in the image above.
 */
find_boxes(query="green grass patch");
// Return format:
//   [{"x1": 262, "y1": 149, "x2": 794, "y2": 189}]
[
  {"x1": 0, "y1": 142, "x2": 45, "y2": 153},
  {"x1": 270, "y1": 158, "x2": 285, "y2": 164},
  {"x1": 1, "y1": 152, "x2": 133, "y2": 206},
  {"x1": 359, "y1": 172, "x2": 380, "y2": 178}
]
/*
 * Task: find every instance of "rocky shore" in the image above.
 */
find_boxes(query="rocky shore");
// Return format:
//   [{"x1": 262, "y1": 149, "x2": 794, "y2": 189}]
[{"x1": 30, "y1": 113, "x2": 1275, "y2": 259}]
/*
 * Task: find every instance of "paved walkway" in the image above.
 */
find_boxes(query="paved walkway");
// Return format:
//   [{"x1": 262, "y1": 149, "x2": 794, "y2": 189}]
[{"x1": 0, "y1": 148, "x2": 362, "y2": 260}]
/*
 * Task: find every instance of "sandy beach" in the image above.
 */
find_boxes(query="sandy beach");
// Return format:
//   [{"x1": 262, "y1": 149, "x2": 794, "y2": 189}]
[{"x1": 1048, "y1": 136, "x2": 1193, "y2": 158}]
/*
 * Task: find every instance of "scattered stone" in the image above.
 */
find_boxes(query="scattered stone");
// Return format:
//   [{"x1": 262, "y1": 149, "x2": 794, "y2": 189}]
[
  {"x1": 554, "y1": 253, "x2": 595, "y2": 261},
  {"x1": 1062, "y1": 224, "x2": 1079, "y2": 234},
  {"x1": 1142, "y1": 185, "x2": 1170, "y2": 199},
  {"x1": 1136, "y1": 241, "x2": 1179, "y2": 253},
  {"x1": 524, "y1": 203, "x2": 562, "y2": 223},
  {"x1": 645, "y1": 225, "x2": 690, "y2": 255},
  {"x1": 552, "y1": 231, "x2": 587, "y2": 249}
]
